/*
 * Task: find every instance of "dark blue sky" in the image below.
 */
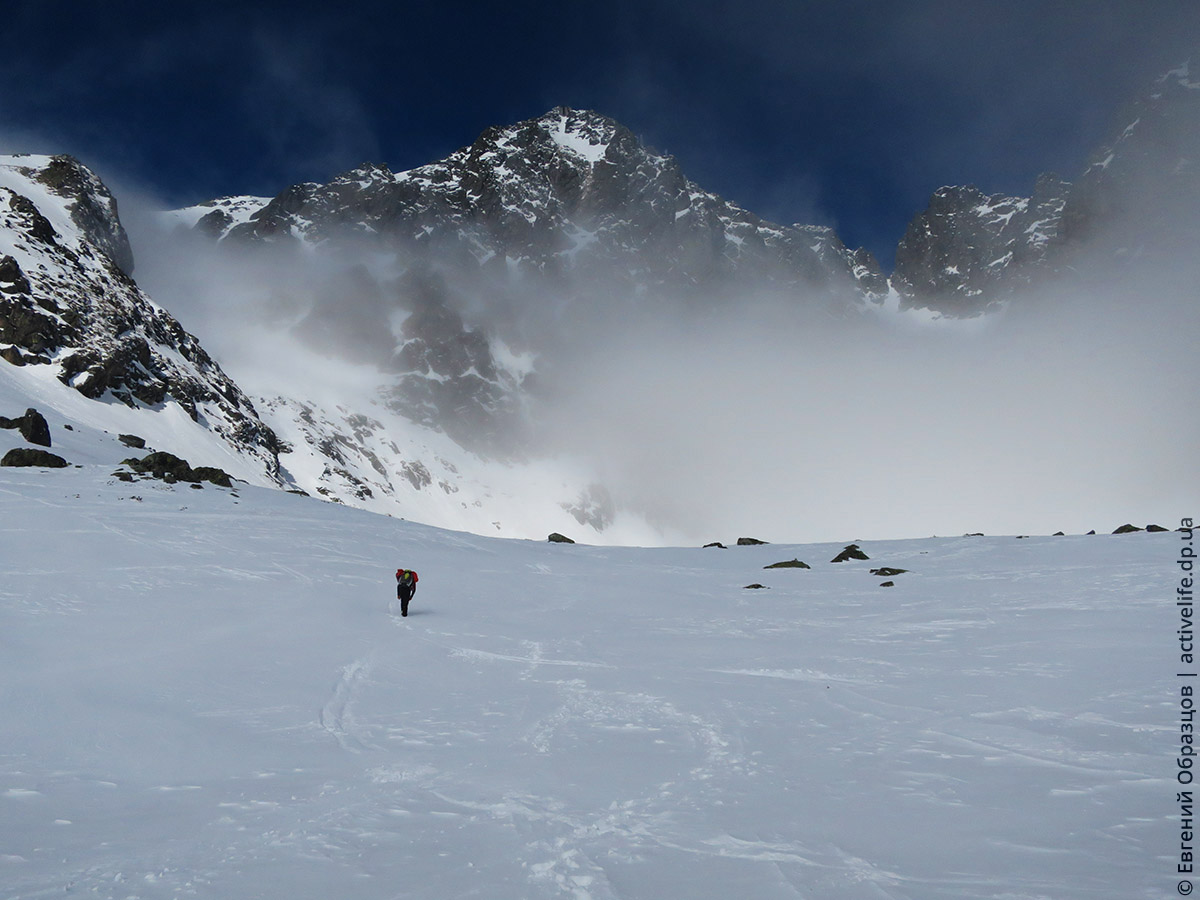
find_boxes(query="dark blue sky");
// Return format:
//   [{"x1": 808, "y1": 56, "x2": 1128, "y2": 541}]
[{"x1": 2, "y1": 1, "x2": 1196, "y2": 267}]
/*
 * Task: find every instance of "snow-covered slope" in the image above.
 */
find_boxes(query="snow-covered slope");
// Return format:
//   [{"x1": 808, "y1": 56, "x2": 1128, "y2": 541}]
[
  {"x1": 162, "y1": 195, "x2": 273, "y2": 238},
  {"x1": 0, "y1": 459, "x2": 1174, "y2": 898},
  {"x1": 0, "y1": 154, "x2": 636, "y2": 539},
  {"x1": 256, "y1": 386, "x2": 666, "y2": 544}
]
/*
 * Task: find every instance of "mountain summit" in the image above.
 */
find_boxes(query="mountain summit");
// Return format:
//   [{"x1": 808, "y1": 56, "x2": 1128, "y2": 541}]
[{"x1": 177, "y1": 107, "x2": 888, "y2": 301}]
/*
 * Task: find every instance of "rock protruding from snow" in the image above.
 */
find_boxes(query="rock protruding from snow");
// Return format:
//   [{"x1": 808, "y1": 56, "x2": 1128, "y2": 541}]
[
  {"x1": 0, "y1": 407, "x2": 51, "y2": 446},
  {"x1": 1, "y1": 446, "x2": 67, "y2": 467},
  {"x1": 120, "y1": 451, "x2": 235, "y2": 487},
  {"x1": 31, "y1": 155, "x2": 135, "y2": 276},
  {"x1": 831, "y1": 543, "x2": 870, "y2": 562}
]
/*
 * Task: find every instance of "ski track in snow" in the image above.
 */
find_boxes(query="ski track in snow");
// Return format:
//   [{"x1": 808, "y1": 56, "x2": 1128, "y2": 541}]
[{"x1": 0, "y1": 466, "x2": 1177, "y2": 898}]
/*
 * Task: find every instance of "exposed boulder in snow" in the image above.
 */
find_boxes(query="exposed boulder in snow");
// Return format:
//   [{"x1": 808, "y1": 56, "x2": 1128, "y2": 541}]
[
  {"x1": 764, "y1": 558, "x2": 810, "y2": 569},
  {"x1": 121, "y1": 451, "x2": 234, "y2": 487},
  {"x1": 548, "y1": 532, "x2": 575, "y2": 543},
  {"x1": 737, "y1": 537, "x2": 767, "y2": 546},
  {"x1": 0, "y1": 407, "x2": 51, "y2": 446},
  {"x1": 2, "y1": 446, "x2": 67, "y2": 467},
  {"x1": 831, "y1": 543, "x2": 870, "y2": 562},
  {"x1": 1112, "y1": 523, "x2": 1144, "y2": 534}
]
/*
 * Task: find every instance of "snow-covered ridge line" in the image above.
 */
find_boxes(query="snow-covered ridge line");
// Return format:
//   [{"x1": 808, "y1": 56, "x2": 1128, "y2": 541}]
[{"x1": 175, "y1": 106, "x2": 887, "y2": 302}]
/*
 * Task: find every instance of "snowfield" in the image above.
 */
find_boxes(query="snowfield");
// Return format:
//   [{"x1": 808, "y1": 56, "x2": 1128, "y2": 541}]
[{"x1": 0, "y1": 460, "x2": 1175, "y2": 899}]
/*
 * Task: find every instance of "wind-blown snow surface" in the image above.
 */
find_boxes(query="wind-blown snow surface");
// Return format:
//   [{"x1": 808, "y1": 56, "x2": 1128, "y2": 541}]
[{"x1": 1, "y1": 462, "x2": 1172, "y2": 898}]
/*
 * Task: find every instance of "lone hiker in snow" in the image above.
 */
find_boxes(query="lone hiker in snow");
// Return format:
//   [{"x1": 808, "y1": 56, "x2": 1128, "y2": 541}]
[{"x1": 396, "y1": 567, "x2": 418, "y2": 617}]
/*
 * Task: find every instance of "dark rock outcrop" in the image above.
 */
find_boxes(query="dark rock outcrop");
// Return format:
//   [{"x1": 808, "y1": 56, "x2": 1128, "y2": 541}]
[
  {"x1": 0, "y1": 407, "x2": 51, "y2": 446},
  {"x1": 209, "y1": 108, "x2": 884, "y2": 304},
  {"x1": 182, "y1": 108, "x2": 886, "y2": 453},
  {"x1": 764, "y1": 559, "x2": 810, "y2": 569},
  {"x1": 831, "y1": 544, "x2": 870, "y2": 562},
  {"x1": 2, "y1": 447, "x2": 67, "y2": 468},
  {"x1": 737, "y1": 537, "x2": 768, "y2": 546},
  {"x1": 893, "y1": 175, "x2": 1069, "y2": 314},
  {"x1": 121, "y1": 451, "x2": 234, "y2": 487},
  {"x1": 1058, "y1": 63, "x2": 1200, "y2": 258},
  {"x1": 547, "y1": 532, "x2": 575, "y2": 544},
  {"x1": 562, "y1": 484, "x2": 615, "y2": 532}
]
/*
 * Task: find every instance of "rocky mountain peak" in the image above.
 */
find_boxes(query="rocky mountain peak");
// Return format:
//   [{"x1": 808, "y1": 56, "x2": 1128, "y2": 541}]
[
  {"x1": 11, "y1": 154, "x2": 135, "y2": 275},
  {"x1": 194, "y1": 105, "x2": 876, "y2": 293},
  {"x1": 1057, "y1": 56, "x2": 1200, "y2": 254},
  {"x1": 891, "y1": 178, "x2": 1069, "y2": 313},
  {"x1": 163, "y1": 106, "x2": 894, "y2": 455}
]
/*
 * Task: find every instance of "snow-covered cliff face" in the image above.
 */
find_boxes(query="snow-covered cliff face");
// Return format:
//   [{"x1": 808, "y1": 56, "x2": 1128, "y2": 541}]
[
  {"x1": 0, "y1": 154, "x2": 284, "y2": 481},
  {"x1": 1059, "y1": 61, "x2": 1200, "y2": 255},
  {"x1": 895, "y1": 59, "x2": 1200, "y2": 315},
  {"x1": 892, "y1": 175, "x2": 1069, "y2": 314}
]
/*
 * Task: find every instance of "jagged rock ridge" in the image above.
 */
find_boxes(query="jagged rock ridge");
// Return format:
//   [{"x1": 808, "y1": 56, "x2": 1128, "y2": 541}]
[
  {"x1": 191, "y1": 107, "x2": 888, "y2": 300},
  {"x1": 895, "y1": 58, "x2": 1200, "y2": 314},
  {"x1": 892, "y1": 174, "x2": 1069, "y2": 313}
]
